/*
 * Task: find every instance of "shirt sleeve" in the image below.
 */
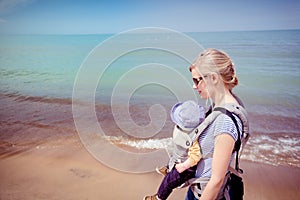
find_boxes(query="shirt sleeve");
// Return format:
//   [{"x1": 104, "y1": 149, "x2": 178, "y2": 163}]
[
  {"x1": 213, "y1": 114, "x2": 240, "y2": 141},
  {"x1": 188, "y1": 139, "x2": 202, "y2": 166}
]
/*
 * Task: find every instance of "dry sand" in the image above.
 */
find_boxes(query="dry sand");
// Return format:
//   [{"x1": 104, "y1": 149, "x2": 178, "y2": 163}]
[{"x1": 0, "y1": 139, "x2": 300, "y2": 200}]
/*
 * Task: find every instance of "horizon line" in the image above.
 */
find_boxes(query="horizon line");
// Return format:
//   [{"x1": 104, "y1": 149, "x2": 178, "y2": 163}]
[{"x1": 0, "y1": 28, "x2": 299, "y2": 36}]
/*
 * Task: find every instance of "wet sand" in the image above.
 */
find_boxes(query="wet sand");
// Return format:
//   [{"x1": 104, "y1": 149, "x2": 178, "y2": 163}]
[{"x1": 0, "y1": 136, "x2": 299, "y2": 200}]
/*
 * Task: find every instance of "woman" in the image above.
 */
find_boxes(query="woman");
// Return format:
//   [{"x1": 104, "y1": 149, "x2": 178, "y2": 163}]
[{"x1": 186, "y1": 48, "x2": 245, "y2": 200}]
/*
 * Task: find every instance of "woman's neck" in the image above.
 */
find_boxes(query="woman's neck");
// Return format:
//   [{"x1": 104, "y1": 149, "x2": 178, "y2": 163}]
[{"x1": 212, "y1": 88, "x2": 238, "y2": 107}]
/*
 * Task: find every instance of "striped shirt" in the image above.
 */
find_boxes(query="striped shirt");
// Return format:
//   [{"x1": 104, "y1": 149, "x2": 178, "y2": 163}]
[{"x1": 195, "y1": 112, "x2": 243, "y2": 178}]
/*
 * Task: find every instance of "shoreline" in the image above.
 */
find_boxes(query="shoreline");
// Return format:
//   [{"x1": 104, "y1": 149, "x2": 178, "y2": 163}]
[{"x1": 0, "y1": 140, "x2": 300, "y2": 200}]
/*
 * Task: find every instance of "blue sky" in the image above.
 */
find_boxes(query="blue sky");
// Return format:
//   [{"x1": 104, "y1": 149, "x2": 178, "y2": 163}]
[{"x1": 0, "y1": 0, "x2": 299, "y2": 34}]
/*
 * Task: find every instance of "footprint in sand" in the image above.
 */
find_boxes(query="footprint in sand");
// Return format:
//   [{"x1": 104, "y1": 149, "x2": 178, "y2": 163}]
[{"x1": 69, "y1": 168, "x2": 92, "y2": 178}]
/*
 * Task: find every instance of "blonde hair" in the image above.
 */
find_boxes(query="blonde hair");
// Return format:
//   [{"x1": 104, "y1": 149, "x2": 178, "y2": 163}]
[{"x1": 189, "y1": 48, "x2": 238, "y2": 90}]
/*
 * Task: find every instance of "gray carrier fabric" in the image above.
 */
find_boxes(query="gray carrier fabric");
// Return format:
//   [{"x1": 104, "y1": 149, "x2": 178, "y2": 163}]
[
  {"x1": 169, "y1": 103, "x2": 249, "y2": 170},
  {"x1": 168, "y1": 125, "x2": 193, "y2": 170},
  {"x1": 168, "y1": 103, "x2": 249, "y2": 199},
  {"x1": 188, "y1": 104, "x2": 249, "y2": 199}
]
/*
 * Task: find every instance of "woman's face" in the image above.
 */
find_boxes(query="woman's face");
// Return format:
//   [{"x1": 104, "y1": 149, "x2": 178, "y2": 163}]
[{"x1": 191, "y1": 68, "x2": 209, "y2": 99}]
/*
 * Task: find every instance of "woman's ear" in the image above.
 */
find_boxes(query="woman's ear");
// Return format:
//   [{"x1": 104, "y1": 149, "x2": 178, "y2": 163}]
[{"x1": 210, "y1": 72, "x2": 219, "y2": 85}]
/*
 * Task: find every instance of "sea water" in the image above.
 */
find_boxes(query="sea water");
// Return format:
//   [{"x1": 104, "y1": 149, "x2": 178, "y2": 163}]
[{"x1": 0, "y1": 30, "x2": 299, "y2": 167}]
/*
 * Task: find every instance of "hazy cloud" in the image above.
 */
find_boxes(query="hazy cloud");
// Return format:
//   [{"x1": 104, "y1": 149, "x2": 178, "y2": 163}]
[
  {"x1": 0, "y1": 0, "x2": 34, "y2": 14},
  {"x1": 0, "y1": 18, "x2": 7, "y2": 23}
]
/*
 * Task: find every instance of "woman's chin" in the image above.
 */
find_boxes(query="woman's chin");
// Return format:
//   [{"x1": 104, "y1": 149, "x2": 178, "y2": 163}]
[
  {"x1": 197, "y1": 90, "x2": 208, "y2": 99},
  {"x1": 198, "y1": 93, "x2": 207, "y2": 99}
]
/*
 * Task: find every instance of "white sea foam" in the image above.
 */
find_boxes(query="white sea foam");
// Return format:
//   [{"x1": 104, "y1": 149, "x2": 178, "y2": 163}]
[
  {"x1": 103, "y1": 134, "x2": 300, "y2": 168},
  {"x1": 241, "y1": 134, "x2": 300, "y2": 167},
  {"x1": 103, "y1": 135, "x2": 173, "y2": 150}
]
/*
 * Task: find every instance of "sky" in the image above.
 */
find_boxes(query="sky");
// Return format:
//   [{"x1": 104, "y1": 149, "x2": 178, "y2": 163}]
[{"x1": 0, "y1": 0, "x2": 299, "y2": 34}]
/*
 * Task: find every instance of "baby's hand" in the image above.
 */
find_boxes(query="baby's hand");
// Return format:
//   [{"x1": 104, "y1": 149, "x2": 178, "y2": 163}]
[
  {"x1": 175, "y1": 159, "x2": 191, "y2": 173},
  {"x1": 175, "y1": 158, "x2": 191, "y2": 173},
  {"x1": 175, "y1": 163, "x2": 186, "y2": 173}
]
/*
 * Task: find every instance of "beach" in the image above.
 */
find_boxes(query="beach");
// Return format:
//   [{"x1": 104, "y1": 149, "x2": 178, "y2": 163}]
[
  {"x1": 1, "y1": 31, "x2": 300, "y2": 199},
  {"x1": 1, "y1": 134, "x2": 300, "y2": 200},
  {"x1": 0, "y1": 92, "x2": 299, "y2": 200}
]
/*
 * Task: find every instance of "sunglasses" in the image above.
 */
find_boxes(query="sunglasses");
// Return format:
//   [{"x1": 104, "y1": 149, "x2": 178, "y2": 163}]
[{"x1": 192, "y1": 75, "x2": 208, "y2": 86}]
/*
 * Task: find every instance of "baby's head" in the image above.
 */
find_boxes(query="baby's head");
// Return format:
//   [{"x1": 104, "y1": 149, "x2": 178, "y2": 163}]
[{"x1": 170, "y1": 100, "x2": 205, "y2": 130}]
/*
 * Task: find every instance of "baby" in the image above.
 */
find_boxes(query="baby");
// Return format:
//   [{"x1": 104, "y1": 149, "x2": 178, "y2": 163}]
[{"x1": 144, "y1": 100, "x2": 205, "y2": 200}]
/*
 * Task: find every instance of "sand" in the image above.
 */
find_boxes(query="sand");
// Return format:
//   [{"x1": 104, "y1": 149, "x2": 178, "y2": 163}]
[{"x1": 0, "y1": 138, "x2": 300, "y2": 200}]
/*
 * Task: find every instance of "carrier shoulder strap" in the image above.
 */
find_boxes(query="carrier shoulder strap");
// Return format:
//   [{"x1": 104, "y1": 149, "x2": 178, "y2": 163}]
[
  {"x1": 185, "y1": 104, "x2": 249, "y2": 195},
  {"x1": 190, "y1": 104, "x2": 249, "y2": 145},
  {"x1": 190, "y1": 111, "x2": 222, "y2": 142},
  {"x1": 214, "y1": 107, "x2": 242, "y2": 172}
]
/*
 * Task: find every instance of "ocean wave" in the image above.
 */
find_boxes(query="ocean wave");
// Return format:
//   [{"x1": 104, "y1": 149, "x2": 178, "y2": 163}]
[
  {"x1": 1, "y1": 92, "x2": 73, "y2": 105},
  {"x1": 0, "y1": 68, "x2": 65, "y2": 82},
  {"x1": 103, "y1": 135, "x2": 173, "y2": 150},
  {"x1": 1, "y1": 91, "x2": 299, "y2": 168},
  {"x1": 103, "y1": 134, "x2": 300, "y2": 168},
  {"x1": 241, "y1": 134, "x2": 300, "y2": 167}
]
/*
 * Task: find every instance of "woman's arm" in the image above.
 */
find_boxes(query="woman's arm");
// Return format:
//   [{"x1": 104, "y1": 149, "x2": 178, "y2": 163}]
[{"x1": 200, "y1": 133, "x2": 235, "y2": 200}]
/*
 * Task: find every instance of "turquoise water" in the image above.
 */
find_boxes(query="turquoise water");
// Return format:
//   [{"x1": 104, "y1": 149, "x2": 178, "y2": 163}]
[
  {"x1": 1, "y1": 31, "x2": 299, "y2": 110},
  {"x1": 0, "y1": 30, "x2": 300, "y2": 167}
]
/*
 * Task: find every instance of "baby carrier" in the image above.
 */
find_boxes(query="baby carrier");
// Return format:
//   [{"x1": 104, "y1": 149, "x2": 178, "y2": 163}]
[{"x1": 170, "y1": 103, "x2": 250, "y2": 199}]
